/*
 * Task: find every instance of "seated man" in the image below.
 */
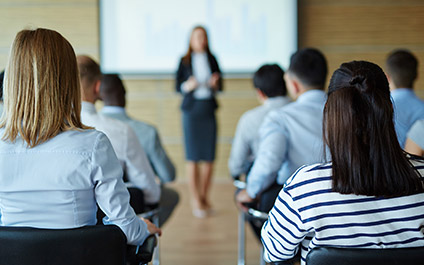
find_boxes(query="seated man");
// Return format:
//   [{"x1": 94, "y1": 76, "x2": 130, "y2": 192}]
[
  {"x1": 77, "y1": 55, "x2": 160, "y2": 210},
  {"x1": 99, "y1": 74, "x2": 179, "y2": 227},
  {"x1": 386, "y1": 49, "x2": 424, "y2": 147},
  {"x1": 228, "y1": 64, "x2": 290, "y2": 179},
  {"x1": 236, "y1": 48, "x2": 329, "y2": 237}
]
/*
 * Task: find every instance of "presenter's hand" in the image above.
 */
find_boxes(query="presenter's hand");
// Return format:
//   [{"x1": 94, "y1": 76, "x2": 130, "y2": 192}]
[
  {"x1": 185, "y1": 76, "x2": 198, "y2": 92},
  {"x1": 236, "y1": 189, "x2": 255, "y2": 212},
  {"x1": 141, "y1": 217, "x2": 162, "y2": 236},
  {"x1": 209, "y1": 72, "x2": 220, "y2": 90}
]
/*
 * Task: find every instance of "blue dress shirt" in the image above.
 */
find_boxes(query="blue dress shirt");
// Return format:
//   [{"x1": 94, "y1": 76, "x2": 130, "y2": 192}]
[
  {"x1": 246, "y1": 89, "x2": 328, "y2": 198},
  {"x1": 391, "y1": 88, "x2": 424, "y2": 148},
  {"x1": 0, "y1": 129, "x2": 149, "y2": 245},
  {"x1": 228, "y1": 96, "x2": 291, "y2": 177}
]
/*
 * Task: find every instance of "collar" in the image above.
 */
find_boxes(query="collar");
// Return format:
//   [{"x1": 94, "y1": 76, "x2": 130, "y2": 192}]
[
  {"x1": 102, "y1": 106, "x2": 126, "y2": 114},
  {"x1": 391, "y1": 88, "x2": 414, "y2": 97},
  {"x1": 81, "y1": 101, "x2": 97, "y2": 114},
  {"x1": 296, "y1": 89, "x2": 327, "y2": 104},
  {"x1": 264, "y1": 96, "x2": 290, "y2": 108}
]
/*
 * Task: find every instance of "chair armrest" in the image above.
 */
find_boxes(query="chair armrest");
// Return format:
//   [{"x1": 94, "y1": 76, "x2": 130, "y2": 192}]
[{"x1": 127, "y1": 235, "x2": 157, "y2": 265}]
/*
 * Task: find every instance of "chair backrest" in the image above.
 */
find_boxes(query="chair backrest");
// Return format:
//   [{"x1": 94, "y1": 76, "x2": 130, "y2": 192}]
[
  {"x1": 0, "y1": 225, "x2": 127, "y2": 265},
  {"x1": 306, "y1": 246, "x2": 424, "y2": 265}
]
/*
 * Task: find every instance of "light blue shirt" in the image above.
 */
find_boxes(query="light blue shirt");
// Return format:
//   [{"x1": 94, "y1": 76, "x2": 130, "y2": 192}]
[
  {"x1": 247, "y1": 89, "x2": 328, "y2": 198},
  {"x1": 407, "y1": 119, "x2": 424, "y2": 149},
  {"x1": 391, "y1": 88, "x2": 424, "y2": 148},
  {"x1": 101, "y1": 106, "x2": 176, "y2": 183},
  {"x1": 0, "y1": 129, "x2": 149, "y2": 245},
  {"x1": 228, "y1": 96, "x2": 291, "y2": 177}
]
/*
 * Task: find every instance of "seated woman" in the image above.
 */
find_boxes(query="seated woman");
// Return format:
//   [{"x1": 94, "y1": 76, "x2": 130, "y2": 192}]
[
  {"x1": 0, "y1": 28, "x2": 160, "y2": 245},
  {"x1": 261, "y1": 61, "x2": 424, "y2": 265}
]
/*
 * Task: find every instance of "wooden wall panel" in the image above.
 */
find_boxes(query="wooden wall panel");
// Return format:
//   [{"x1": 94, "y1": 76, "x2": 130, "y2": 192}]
[{"x1": 1, "y1": 0, "x2": 424, "y2": 180}]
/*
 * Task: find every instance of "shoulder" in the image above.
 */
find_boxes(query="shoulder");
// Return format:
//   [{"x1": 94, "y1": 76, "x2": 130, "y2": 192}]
[
  {"x1": 408, "y1": 155, "x2": 424, "y2": 176},
  {"x1": 127, "y1": 118, "x2": 157, "y2": 138},
  {"x1": 239, "y1": 105, "x2": 265, "y2": 123},
  {"x1": 283, "y1": 162, "x2": 333, "y2": 196}
]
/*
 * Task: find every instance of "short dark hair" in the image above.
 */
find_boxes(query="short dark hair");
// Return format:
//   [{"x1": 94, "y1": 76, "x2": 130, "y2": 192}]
[
  {"x1": 0, "y1": 70, "x2": 4, "y2": 100},
  {"x1": 99, "y1": 74, "x2": 126, "y2": 107},
  {"x1": 253, "y1": 64, "x2": 287, "y2": 97},
  {"x1": 386, "y1": 49, "x2": 418, "y2": 88},
  {"x1": 324, "y1": 60, "x2": 423, "y2": 197},
  {"x1": 288, "y1": 48, "x2": 328, "y2": 89}
]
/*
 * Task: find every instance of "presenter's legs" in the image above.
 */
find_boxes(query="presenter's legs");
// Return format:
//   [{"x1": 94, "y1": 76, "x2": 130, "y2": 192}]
[
  {"x1": 187, "y1": 161, "x2": 205, "y2": 217},
  {"x1": 199, "y1": 161, "x2": 214, "y2": 210},
  {"x1": 187, "y1": 161, "x2": 215, "y2": 218}
]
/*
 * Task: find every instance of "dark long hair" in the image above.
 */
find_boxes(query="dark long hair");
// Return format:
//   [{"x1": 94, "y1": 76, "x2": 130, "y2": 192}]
[
  {"x1": 182, "y1": 26, "x2": 212, "y2": 65},
  {"x1": 323, "y1": 60, "x2": 423, "y2": 197}
]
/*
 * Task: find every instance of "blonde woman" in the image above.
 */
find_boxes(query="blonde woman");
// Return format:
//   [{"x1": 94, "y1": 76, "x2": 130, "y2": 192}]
[{"x1": 0, "y1": 28, "x2": 160, "y2": 245}]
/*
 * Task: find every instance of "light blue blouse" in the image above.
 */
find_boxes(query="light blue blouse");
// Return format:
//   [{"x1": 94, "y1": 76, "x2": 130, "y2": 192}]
[{"x1": 0, "y1": 128, "x2": 149, "y2": 245}]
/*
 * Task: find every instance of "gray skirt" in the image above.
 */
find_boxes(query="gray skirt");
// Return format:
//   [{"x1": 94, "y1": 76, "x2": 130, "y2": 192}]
[{"x1": 182, "y1": 99, "x2": 217, "y2": 162}]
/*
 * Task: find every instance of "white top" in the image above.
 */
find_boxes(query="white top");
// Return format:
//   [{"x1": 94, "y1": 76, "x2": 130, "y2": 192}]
[
  {"x1": 182, "y1": 52, "x2": 213, "y2": 99},
  {"x1": 81, "y1": 102, "x2": 160, "y2": 204},
  {"x1": 0, "y1": 128, "x2": 150, "y2": 245},
  {"x1": 101, "y1": 106, "x2": 176, "y2": 183},
  {"x1": 261, "y1": 158, "x2": 424, "y2": 265},
  {"x1": 228, "y1": 96, "x2": 291, "y2": 177}
]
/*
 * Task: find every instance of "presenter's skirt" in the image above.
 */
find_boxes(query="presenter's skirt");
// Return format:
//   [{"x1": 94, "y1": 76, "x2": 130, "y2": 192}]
[{"x1": 182, "y1": 99, "x2": 217, "y2": 162}]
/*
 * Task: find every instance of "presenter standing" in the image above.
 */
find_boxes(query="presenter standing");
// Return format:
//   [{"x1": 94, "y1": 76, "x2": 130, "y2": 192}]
[{"x1": 175, "y1": 26, "x2": 223, "y2": 218}]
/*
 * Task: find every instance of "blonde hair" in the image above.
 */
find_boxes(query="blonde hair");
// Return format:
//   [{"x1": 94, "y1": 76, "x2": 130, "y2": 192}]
[{"x1": 0, "y1": 28, "x2": 90, "y2": 148}]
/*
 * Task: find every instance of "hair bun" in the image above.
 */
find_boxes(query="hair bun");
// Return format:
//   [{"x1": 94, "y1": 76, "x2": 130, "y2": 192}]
[{"x1": 349, "y1": 75, "x2": 366, "y2": 88}]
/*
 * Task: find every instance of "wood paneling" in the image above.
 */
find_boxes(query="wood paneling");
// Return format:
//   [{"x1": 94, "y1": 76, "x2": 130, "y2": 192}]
[{"x1": 1, "y1": 0, "x2": 424, "y2": 181}]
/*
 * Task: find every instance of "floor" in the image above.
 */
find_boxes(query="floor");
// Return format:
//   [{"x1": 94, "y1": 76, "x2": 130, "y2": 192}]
[{"x1": 159, "y1": 180, "x2": 263, "y2": 265}]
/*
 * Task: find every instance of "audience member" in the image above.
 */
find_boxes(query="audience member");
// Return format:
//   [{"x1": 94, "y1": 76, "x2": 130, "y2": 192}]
[
  {"x1": 405, "y1": 119, "x2": 424, "y2": 156},
  {"x1": 77, "y1": 55, "x2": 160, "y2": 206},
  {"x1": 386, "y1": 49, "x2": 424, "y2": 147},
  {"x1": 236, "y1": 48, "x2": 328, "y2": 213},
  {"x1": 262, "y1": 60, "x2": 424, "y2": 265},
  {"x1": 100, "y1": 74, "x2": 179, "y2": 226},
  {"x1": 228, "y1": 64, "x2": 290, "y2": 179},
  {"x1": 0, "y1": 28, "x2": 160, "y2": 245}
]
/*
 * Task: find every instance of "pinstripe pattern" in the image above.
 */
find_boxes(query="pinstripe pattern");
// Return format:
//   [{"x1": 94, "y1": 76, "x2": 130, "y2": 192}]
[{"x1": 261, "y1": 157, "x2": 424, "y2": 264}]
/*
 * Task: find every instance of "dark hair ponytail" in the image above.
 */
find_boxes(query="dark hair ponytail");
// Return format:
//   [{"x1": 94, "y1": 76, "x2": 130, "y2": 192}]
[{"x1": 324, "y1": 60, "x2": 423, "y2": 197}]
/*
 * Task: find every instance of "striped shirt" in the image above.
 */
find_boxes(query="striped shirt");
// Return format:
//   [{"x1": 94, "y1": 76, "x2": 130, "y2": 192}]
[{"x1": 261, "y1": 157, "x2": 424, "y2": 265}]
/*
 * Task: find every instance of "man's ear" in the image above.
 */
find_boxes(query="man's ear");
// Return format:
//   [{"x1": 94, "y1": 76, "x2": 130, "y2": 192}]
[
  {"x1": 94, "y1": 79, "x2": 101, "y2": 98},
  {"x1": 291, "y1": 78, "x2": 301, "y2": 95}
]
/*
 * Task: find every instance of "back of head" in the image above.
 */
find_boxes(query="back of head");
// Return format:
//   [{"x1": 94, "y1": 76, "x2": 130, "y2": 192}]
[
  {"x1": 386, "y1": 49, "x2": 418, "y2": 89},
  {"x1": 100, "y1": 74, "x2": 126, "y2": 107},
  {"x1": 253, "y1": 64, "x2": 287, "y2": 97},
  {"x1": 324, "y1": 60, "x2": 422, "y2": 197},
  {"x1": 288, "y1": 48, "x2": 328, "y2": 89},
  {"x1": 1, "y1": 28, "x2": 87, "y2": 148},
  {"x1": 77, "y1": 55, "x2": 101, "y2": 93}
]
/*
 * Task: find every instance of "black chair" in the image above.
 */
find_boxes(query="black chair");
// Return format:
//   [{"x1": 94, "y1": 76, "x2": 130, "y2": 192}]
[
  {"x1": 305, "y1": 246, "x2": 424, "y2": 265},
  {"x1": 0, "y1": 225, "x2": 156, "y2": 265}
]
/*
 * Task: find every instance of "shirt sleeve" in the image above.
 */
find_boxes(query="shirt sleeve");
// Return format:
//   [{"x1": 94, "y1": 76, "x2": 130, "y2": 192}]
[
  {"x1": 148, "y1": 128, "x2": 176, "y2": 183},
  {"x1": 228, "y1": 113, "x2": 252, "y2": 177},
  {"x1": 123, "y1": 127, "x2": 161, "y2": 204},
  {"x1": 91, "y1": 133, "x2": 150, "y2": 246},
  {"x1": 407, "y1": 120, "x2": 424, "y2": 149},
  {"x1": 246, "y1": 112, "x2": 288, "y2": 198},
  {"x1": 261, "y1": 186, "x2": 307, "y2": 262}
]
